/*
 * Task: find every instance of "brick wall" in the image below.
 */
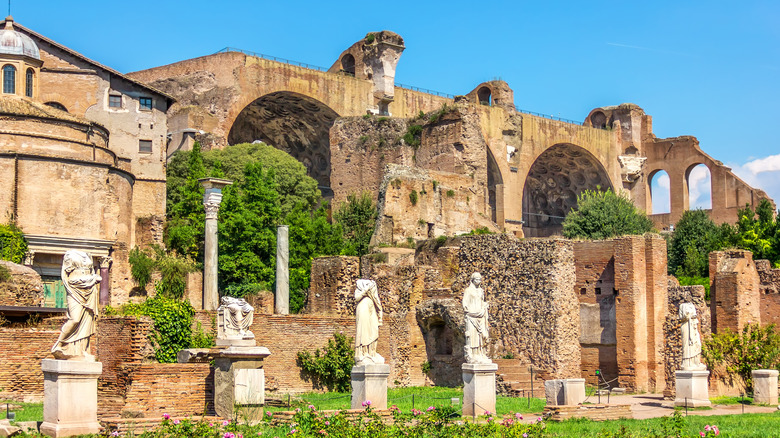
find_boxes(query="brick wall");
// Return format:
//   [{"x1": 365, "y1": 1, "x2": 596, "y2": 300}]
[
  {"x1": 0, "y1": 327, "x2": 59, "y2": 402},
  {"x1": 757, "y1": 259, "x2": 780, "y2": 327},
  {"x1": 110, "y1": 364, "x2": 213, "y2": 418},
  {"x1": 709, "y1": 250, "x2": 760, "y2": 332}
]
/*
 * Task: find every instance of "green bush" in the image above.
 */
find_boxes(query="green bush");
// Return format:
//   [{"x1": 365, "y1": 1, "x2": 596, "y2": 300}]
[
  {"x1": 702, "y1": 323, "x2": 780, "y2": 392},
  {"x1": 128, "y1": 245, "x2": 196, "y2": 299},
  {"x1": 669, "y1": 209, "x2": 732, "y2": 278},
  {"x1": 677, "y1": 275, "x2": 711, "y2": 300},
  {"x1": 562, "y1": 188, "x2": 654, "y2": 240},
  {"x1": 297, "y1": 333, "x2": 355, "y2": 392},
  {"x1": 0, "y1": 223, "x2": 27, "y2": 264},
  {"x1": 120, "y1": 296, "x2": 211, "y2": 363},
  {"x1": 333, "y1": 192, "x2": 377, "y2": 257},
  {"x1": 409, "y1": 190, "x2": 418, "y2": 206}
]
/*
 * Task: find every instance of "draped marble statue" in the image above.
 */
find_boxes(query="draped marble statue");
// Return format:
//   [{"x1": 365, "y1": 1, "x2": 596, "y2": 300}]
[
  {"x1": 354, "y1": 279, "x2": 384, "y2": 365},
  {"x1": 218, "y1": 296, "x2": 255, "y2": 340},
  {"x1": 463, "y1": 272, "x2": 491, "y2": 364},
  {"x1": 51, "y1": 250, "x2": 101, "y2": 361},
  {"x1": 679, "y1": 302, "x2": 706, "y2": 371}
]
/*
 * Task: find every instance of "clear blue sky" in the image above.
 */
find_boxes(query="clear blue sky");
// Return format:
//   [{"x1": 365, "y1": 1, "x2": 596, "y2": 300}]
[{"x1": 14, "y1": 1, "x2": 780, "y2": 211}]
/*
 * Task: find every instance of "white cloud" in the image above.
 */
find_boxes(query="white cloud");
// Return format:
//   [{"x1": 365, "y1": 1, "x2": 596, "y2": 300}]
[
  {"x1": 650, "y1": 172, "x2": 671, "y2": 214},
  {"x1": 730, "y1": 155, "x2": 780, "y2": 207},
  {"x1": 688, "y1": 164, "x2": 712, "y2": 210}
]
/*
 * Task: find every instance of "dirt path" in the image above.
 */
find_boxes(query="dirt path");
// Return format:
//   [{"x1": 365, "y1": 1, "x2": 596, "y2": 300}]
[{"x1": 602, "y1": 394, "x2": 779, "y2": 420}]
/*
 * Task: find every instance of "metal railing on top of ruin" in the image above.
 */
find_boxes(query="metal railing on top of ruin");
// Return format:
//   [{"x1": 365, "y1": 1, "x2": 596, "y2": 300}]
[
  {"x1": 213, "y1": 47, "x2": 585, "y2": 125},
  {"x1": 215, "y1": 47, "x2": 329, "y2": 72}
]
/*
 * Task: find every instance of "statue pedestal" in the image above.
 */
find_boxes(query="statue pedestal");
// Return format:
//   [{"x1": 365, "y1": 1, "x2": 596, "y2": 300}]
[
  {"x1": 213, "y1": 346, "x2": 271, "y2": 421},
  {"x1": 674, "y1": 370, "x2": 711, "y2": 407},
  {"x1": 752, "y1": 369, "x2": 779, "y2": 405},
  {"x1": 462, "y1": 362, "x2": 498, "y2": 416},
  {"x1": 40, "y1": 359, "x2": 102, "y2": 438},
  {"x1": 545, "y1": 378, "x2": 586, "y2": 406},
  {"x1": 351, "y1": 364, "x2": 390, "y2": 409}
]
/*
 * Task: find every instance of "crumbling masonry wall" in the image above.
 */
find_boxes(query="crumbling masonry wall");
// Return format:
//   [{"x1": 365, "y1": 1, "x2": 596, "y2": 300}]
[{"x1": 663, "y1": 281, "x2": 710, "y2": 398}]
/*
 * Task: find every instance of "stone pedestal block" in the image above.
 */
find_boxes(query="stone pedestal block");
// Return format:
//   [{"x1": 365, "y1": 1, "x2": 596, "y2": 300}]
[
  {"x1": 752, "y1": 369, "x2": 779, "y2": 405},
  {"x1": 351, "y1": 364, "x2": 390, "y2": 410},
  {"x1": 213, "y1": 346, "x2": 271, "y2": 421},
  {"x1": 462, "y1": 362, "x2": 498, "y2": 416},
  {"x1": 544, "y1": 378, "x2": 586, "y2": 405},
  {"x1": 40, "y1": 359, "x2": 102, "y2": 438},
  {"x1": 674, "y1": 370, "x2": 711, "y2": 407}
]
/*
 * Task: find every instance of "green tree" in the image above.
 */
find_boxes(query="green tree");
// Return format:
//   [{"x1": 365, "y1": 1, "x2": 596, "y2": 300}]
[
  {"x1": 668, "y1": 209, "x2": 733, "y2": 278},
  {"x1": 733, "y1": 199, "x2": 780, "y2": 266},
  {"x1": 333, "y1": 191, "x2": 377, "y2": 256},
  {"x1": 128, "y1": 245, "x2": 196, "y2": 299},
  {"x1": 562, "y1": 189, "x2": 654, "y2": 240},
  {"x1": 165, "y1": 142, "x2": 207, "y2": 261}
]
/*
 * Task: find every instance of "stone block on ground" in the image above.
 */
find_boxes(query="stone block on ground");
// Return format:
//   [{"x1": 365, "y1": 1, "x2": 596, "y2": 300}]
[
  {"x1": 752, "y1": 369, "x2": 779, "y2": 405},
  {"x1": 40, "y1": 359, "x2": 102, "y2": 437},
  {"x1": 674, "y1": 370, "x2": 711, "y2": 408}
]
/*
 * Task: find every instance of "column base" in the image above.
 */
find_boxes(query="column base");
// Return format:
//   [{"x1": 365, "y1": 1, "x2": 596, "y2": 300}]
[
  {"x1": 40, "y1": 359, "x2": 102, "y2": 438},
  {"x1": 462, "y1": 362, "x2": 498, "y2": 416},
  {"x1": 351, "y1": 364, "x2": 390, "y2": 410},
  {"x1": 674, "y1": 370, "x2": 711, "y2": 407}
]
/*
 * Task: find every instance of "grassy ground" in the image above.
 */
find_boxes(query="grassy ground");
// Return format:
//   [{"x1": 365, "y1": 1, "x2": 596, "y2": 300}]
[
  {"x1": 269, "y1": 386, "x2": 547, "y2": 414},
  {"x1": 1, "y1": 401, "x2": 43, "y2": 422},
  {"x1": 544, "y1": 412, "x2": 780, "y2": 437}
]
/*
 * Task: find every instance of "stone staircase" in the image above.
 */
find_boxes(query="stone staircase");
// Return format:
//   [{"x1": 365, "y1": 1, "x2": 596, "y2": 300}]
[{"x1": 494, "y1": 359, "x2": 547, "y2": 397}]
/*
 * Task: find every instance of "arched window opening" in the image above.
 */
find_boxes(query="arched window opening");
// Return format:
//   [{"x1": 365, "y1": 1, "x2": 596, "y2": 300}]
[
  {"x1": 44, "y1": 102, "x2": 68, "y2": 112},
  {"x1": 3, "y1": 64, "x2": 16, "y2": 94},
  {"x1": 341, "y1": 54, "x2": 355, "y2": 77},
  {"x1": 686, "y1": 164, "x2": 712, "y2": 210},
  {"x1": 477, "y1": 87, "x2": 491, "y2": 106},
  {"x1": 25, "y1": 68, "x2": 33, "y2": 97},
  {"x1": 591, "y1": 111, "x2": 607, "y2": 129},
  {"x1": 649, "y1": 170, "x2": 671, "y2": 214}
]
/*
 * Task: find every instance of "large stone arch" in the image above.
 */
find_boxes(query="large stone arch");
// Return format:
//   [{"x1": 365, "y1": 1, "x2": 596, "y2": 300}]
[
  {"x1": 227, "y1": 91, "x2": 341, "y2": 195},
  {"x1": 522, "y1": 143, "x2": 613, "y2": 237}
]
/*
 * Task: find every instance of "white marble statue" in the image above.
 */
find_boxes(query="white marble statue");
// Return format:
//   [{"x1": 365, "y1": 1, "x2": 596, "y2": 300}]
[
  {"x1": 679, "y1": 302, "x2": 706, "y2": 371},
  {"x1": 354, "y1": 279, "x2": 384, "y2": 365},
  {"x1": 218, "y1": 296, "x2": 255, "y2": 339},
  {"x1": 51, "y1": 250, "x2": 100, "y2": 361},
  {"x1": 463, "y1": 272, "x2": 491, "y2": 364}
]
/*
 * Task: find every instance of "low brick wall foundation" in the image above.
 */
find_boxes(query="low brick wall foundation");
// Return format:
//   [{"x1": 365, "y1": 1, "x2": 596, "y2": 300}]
[{"x1": 543, "y1": 404, "x2": 632, "y2": 422}]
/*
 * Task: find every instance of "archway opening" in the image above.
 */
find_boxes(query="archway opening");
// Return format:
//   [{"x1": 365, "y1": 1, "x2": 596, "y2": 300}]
[
  {"x1": 522, "y1": 143, "x2": 613, "y2": 237},
  {"x1": 340, "y1": 54, "x2": 355, "y2": 77},
  {"x1": 649, "y1": 170, "x2": 671, "y2": 214},
  {"x1": 228, "y1": 92, "x2": 339, "y2": 196},
  {"x1": 686, "y1": 163, "x2": 712, "y2": 210},
  {"x1": 477, "y1": 86, "x2": 491, "y2": 106},
  {"x1": 590, "y1": 111, "x2": 607, "y2": 129},
  {"x1": 487, "y1": 148, "x2": 503, "y2": 223}
]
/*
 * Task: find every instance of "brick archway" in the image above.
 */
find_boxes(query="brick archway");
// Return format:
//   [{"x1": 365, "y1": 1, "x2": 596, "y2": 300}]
[{"x1": 522, "y1": 143, "x2": 613, "y2": 237}]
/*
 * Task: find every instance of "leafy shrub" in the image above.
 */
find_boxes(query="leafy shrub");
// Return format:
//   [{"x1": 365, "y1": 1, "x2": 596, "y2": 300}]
[
  {"x1": 677, "y1": 275, "x2": 711, "y2": 300},
  {"x1": 297, "y1": 333, "x2": 355, "y2": 392},
  {"x1": 223, "y1": 282, "x2": 267, "y2": 298},
  {"x1": 409, "y1": 190, "x2": 418, "y2": 206},
  {"x1": 120, "y1": 296, "x2": 210, "y2": 363},
  {"x1": 365, "y1": 32, "x2": 375, "y2": 44},
  {"x1": 128, "y1": 245, "x2": 196, "y2": 299},
  {"x1": 446, "y1": 189, "x2": 455, "y2": 197},
  {"x1": 403, "y1": 124, "x2": 422, "y2": 148},
  {"x1": 562, "y1": 189, "x2": 654, "y2": 240},
  {"x1": 0, "y1": 223, "x2": 27, "y2": 264},
  {"x1": 702, "y1": 323, "x2": 780, "y2": 392},
  {"x1": 669, "y1": 209, "x2": 731, "y2": 277}
]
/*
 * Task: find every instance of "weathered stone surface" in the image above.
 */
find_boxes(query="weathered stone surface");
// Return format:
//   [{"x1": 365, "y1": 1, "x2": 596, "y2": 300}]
[
  {"x1": 462, "y1": 362, "x2": 497, "y2": 416},
  {"x1": 41, "y1": 359, "x2": 102, "y2": 437},
  {"x1": 674, "y1": 370, "x2": 711, "y2": 408},
  {"x1": 752, "y1": 369, "x2": 779, "y2": 405},
  {"x1": 0, "y1": 260, "x2": 42, "y2": 307},
  {"x1": 351, "y1": 363, "x2": 390, "y2": 410},
  {"x1": 663, "y1": 281, "x2": 710, "y2": 398}
]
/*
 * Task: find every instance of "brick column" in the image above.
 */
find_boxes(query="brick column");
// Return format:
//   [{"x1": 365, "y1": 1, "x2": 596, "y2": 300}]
[
  {"x1": 613, "y1": 236, "x2": 649, "y2": 392},
  {"x1": 644, "y1": 234, "x2": 667, "y2": 393}
]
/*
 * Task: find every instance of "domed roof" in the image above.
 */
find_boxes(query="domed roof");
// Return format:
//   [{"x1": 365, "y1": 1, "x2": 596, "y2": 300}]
[{"x1": 0, "y1": 16, "x2": 40, "y2": 60}]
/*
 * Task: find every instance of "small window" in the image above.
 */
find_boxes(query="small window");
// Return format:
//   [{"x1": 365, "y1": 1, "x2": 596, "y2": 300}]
[
  {"x1": 45, "y1": 102, "x2": 68, "y2": 112},
  {"x1": 595, "y1": 287, "x2": 602, "y2": 295},
  {"x1": 138, "y1": 140, "x2": 152, "y2": 153},
  {"x1": 25, "y1": 68, "x2": 33, "y2": 97},
  {"x1": 108, "y1": 94, "x2": 122, "y2": 108},
  {"x1": 3, "y1": 64, "x2": 16, "y2": 94},
  {"x1": 139, "y1": 97, "x2": 152, "y2": 110}
]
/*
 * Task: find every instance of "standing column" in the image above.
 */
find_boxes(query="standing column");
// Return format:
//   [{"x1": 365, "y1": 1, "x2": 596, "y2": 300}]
[
  {"x1": 199, "y1": 178, "x2": 233, "y2": 311},
  {"x1": 98, "y1": 256, "x2": 112, "y2": 305},
  {"x1": 275, "y1": 225, "x2": 289, "y2": 314}
]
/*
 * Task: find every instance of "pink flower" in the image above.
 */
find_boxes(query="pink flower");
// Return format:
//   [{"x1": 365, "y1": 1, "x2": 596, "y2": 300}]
[
  {"x1": 515, "y1": 413, "x2": 523, "y2": 420},
  {"x1": 324, "y1": 421, "x2": 330, "y2": 426},
  {"x1": 209, "y1": 423, "x2": 214, "y2": 426},
  {"x1": 713, "y1": 426, "x2": 720, "y2": 436},
  {"x1": 523, "y1": 434, "x2": 528, "y2": 438},
  {"x1": 295, "y1": 408, "x2": 301, "y2": 413},
  {"x1": 162, "y1": 413, "x2": 170, "y2": 420},
  {"x1": 223, "y1": 433, "x2": 235, "y2": 438},
  {"x1": 705, "y1": 425, "x2": 711, "y2": 431},
  {"x1": 111, "y1": 432, "x2": 120, "y2": 437},
  {"x1": 484, "y1": 410, "x2": 491, "y2": 415},
  {"x1": 318, "y1": 430, "x2": 327, "y2": 435},
  {"x1": 308, "y1": 404, "x2": 316, "y2": 410},
  {"x1": 537, "y1": 416, "x2": 543, "y2": 422},
  {"x1": 173, "y1": 419, "x2": 180, "y2": 425},
  {"x1": 427, "y1": 406, "x2": 435, "y2": 412},
  {"x1": 288, "y1": 429, "x2": 297, "y2": 435},
  {"x1": 362, "y1": 400, "x2": 372, "y2": 407},
  {"x1": 222, "y1": 420, "x2": 230, "y2": 426},
  {"x1": 267, "y1": 412, "x2": 273, "y2": 417},
  {"x1": 700, "y1": 433, "x2": 706, "y2": 437}
]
